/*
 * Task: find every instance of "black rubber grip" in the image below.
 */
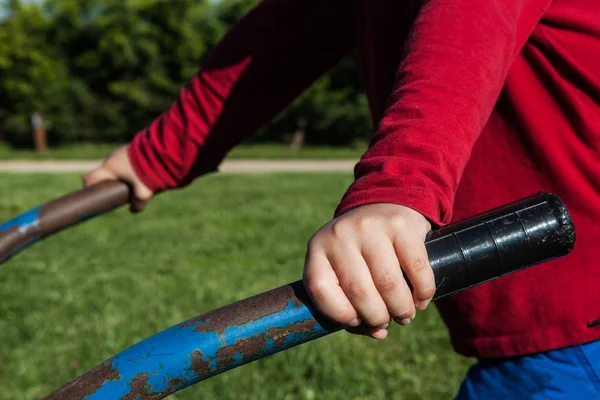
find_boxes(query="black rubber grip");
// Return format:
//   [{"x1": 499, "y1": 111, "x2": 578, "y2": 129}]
[{"x1": 424, "y1": 191, "x2": 575, "y2": 299}]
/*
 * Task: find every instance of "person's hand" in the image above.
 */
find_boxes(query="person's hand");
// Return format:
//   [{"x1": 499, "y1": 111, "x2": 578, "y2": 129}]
[
  {"x1": 82, "y1": 144, "x2": 153, "y2": 213},
  {"x1": 303, "y1": 203, "x2": 435, "y2": 339}
]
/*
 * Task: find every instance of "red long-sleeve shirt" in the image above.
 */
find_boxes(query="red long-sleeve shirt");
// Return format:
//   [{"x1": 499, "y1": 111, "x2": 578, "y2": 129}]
[{"x1": 129, "y1": 0, "x2": 600, "y2": 358}]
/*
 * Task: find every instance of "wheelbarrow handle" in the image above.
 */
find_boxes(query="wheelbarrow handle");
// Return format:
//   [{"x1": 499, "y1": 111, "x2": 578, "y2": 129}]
[
  {"x1": 43, "y1": 192, "x2": 576, "y2": 400},
  {"x1": 0, "y1": 181, "x2": 130, "y2": 263}
]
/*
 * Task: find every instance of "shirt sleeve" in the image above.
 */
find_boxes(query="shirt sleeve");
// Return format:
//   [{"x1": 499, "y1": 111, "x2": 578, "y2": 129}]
[
  {"x1": 335, "y1": 0, "x2": 553, "y2": 226},
  {"x1": 128, "y1": 0, "x2": 355, "y2": 192}
]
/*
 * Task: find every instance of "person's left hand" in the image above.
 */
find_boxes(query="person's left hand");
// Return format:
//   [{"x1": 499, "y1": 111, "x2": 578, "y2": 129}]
[{"x1": 82, "y1": 144, "x2": 154, "y2": 213}]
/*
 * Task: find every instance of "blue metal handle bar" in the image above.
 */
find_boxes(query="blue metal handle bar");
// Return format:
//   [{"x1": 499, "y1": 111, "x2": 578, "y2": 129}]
[
  {"x1": 0, "y1": 181, "x2": 129, "y2": 263},
  {"x1": 44, "y1": 282, "x2": 337, "y2": 400}
]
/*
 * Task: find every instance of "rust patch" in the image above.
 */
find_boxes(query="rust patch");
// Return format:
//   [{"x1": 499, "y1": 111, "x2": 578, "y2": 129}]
[
  {"x1": 43, "y1": 360, "x2": 120, "y2": 400},
  {"x1": 181, "y1": 283, "x2": 308, "y2": 334},
  {"x1": 120, "y1": 374, "x2": 150, "y2": 400},
  {"x1": 179, "y1": 316, "x2": 204, "y2": 329},
  {"x1": 167, "y1": 378, "x2": 184, "y2": 390},
  {"x1": 215, "y1": 336, "x2": 267, "y2": 370},
  {"x1": 267, "y1": 319, "x2": 318, "y2": 347},
  {"x1": 191, "y1": 350, "x2": 211, "y2": 376},
  {"x1": 121, "y1": 374, "x2": 184, "y2": 400}
]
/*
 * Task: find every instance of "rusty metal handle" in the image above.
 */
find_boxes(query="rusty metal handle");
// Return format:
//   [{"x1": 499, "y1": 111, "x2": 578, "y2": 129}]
[
  {"x1": 44, "y1": 281, "x2": 330, "y2": 400},
  {"x1": 43, "y1": 192, "x2": 576, "y2": 400},
  {"x1": 0, "y1": 181, "x2": 130, "y2": 263}
]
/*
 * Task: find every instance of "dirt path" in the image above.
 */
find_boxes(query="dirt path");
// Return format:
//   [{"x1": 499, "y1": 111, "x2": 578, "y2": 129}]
[{"x1": 0, "y1": 160, "x2": 356, "y2": 174}]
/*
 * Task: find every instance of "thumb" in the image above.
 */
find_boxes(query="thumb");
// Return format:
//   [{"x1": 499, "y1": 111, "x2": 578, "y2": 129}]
[{"x1": 82, "y1": 167, "x2": 119, "y2": 187}]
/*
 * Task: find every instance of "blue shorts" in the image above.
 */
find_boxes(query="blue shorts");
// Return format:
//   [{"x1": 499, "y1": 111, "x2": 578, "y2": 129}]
[{"x1": 455, "y1": 339, "x2": 600, "y2": 399}]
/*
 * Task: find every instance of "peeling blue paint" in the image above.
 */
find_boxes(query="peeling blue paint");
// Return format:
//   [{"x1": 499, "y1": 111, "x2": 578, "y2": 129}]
[
  {"x1": 0, "y1": 207, "x2": 101, "y2": 261},
  {"x1": 0, "y1": 207, "x2": 41, "y2": 232},
  {"x1": 0, "y1": 207, "x2": 42, "y2": 258},
  {"x1": 85, "y1": 300, "x2": 341, "y2": 399}
]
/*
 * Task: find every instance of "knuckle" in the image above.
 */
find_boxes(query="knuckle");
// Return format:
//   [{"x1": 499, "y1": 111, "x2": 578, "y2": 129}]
[
  {"x1": 375, "y1": 272, "x2": 398, "y2": 294},
  {"x1": 408, "y1": 257, "x2": 435, "y2": 300},
  {"x1": 330, "y1": 220, "x2": 352, "y2": 239},
  {"x1": 390, "y1": 215, "x2": 407, "y2": 231},
  {"x1": 344, "y1": 280, "x2": 367, "y2": 301},
  {"x1": 410, "y1": 257, "x2": 429, "y2": 274},
  {"x1": 356, "y1": 215, "x2": 378, "y2": 231},
  {"x1": 306, "y1": 278, "x2": 329, "y2": 298}
]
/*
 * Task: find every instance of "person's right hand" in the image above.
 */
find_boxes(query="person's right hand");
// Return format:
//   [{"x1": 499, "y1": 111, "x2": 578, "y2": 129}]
[{"x1": 82, "y1": 144, "x2": 154, "y2": 213}]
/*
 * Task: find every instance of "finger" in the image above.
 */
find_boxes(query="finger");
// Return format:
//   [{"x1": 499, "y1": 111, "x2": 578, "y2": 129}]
[
  {"x1": 330, "y1": 247, "x2": 391, "y2": 329},
  {"x1": 362, "y1": 235, "x2": 416, "y2": 325},
  {"x1": 303, "y1": 250, "x2": 361, "y2": 328},
  {"x1": 82, "y1": 168, "x2": 117, "y2": 187},
  {"x1": 345, "y1": 326, "x2": 389, "y2": 340},
  {"x1": 393, "y1": 233, "x2": 436, "y2": 311},
  {"x1": 129, "y1": 183, "x2": 152, "y2": 213},
  {"x1": 129, "y1": 197, "x2": 148, "y2": 214},
  {"x1": 83, "y1": 167, "x2": 147, "y2": 214}
]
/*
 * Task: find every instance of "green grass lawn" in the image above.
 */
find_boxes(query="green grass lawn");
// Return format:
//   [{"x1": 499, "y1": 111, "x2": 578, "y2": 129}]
[
  {"x1": 0, "y1": 173, "x2": 473, "y2": 400},
  {"x1": 0, "y1": 142, "x2": 367, "y2": 161}
]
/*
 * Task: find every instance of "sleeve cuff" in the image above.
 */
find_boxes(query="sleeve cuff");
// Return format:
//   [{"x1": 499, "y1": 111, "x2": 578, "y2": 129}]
[
  {"x1": 335, "y1": 186, "x2": 449, "y2": 227},
  {"x1": 127, "y1": 133, "x2": 170, "y2": 193}
]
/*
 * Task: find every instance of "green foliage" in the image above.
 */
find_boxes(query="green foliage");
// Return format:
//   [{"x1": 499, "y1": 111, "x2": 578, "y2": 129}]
[
  {"x1": 0, "y1": 2, "x2": 74, "y2": 146},
  {"x1": 266, "y1": 61, "x2": 371, "y2": 146},
  {"x1": 0, "y1": 0, "x2": 371, "y2": 148},
  {"x1": 215, "y1": 0, "x2": 261, "y2": 26}
]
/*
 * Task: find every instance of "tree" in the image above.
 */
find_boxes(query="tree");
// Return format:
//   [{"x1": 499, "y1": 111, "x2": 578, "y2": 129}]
[
  {"x1": 0, "y1": 1, "x2": 75, "y2": 146},
  {"x1": 41, "y1": 0, "x2": 222, "y2": 142},
  {"x1": 0, "y1": 0, "x2": 371, "y2": 148}
]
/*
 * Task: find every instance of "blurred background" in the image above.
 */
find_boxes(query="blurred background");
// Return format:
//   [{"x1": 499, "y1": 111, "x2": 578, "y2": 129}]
[
  {"x1": 0, "y1": 0, "x2": 371, "y2": 157},
  {"x1": 0, "y1": 1, "x2": 473, "y2": 399}
]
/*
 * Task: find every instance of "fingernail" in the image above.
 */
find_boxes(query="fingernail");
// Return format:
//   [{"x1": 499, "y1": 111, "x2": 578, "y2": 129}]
[
  {"x1": 348, "y1": 318, "x2": 362, "y2": 328},
  {"x1": 417, "y1": 300, "x2": 431, "y2": 311},
  {"x1": 399, "y1": 318, "x2": 412, "y2": 326},
  {"x1": 371, "y1": 330, "x2": 388, "y2": 340}
]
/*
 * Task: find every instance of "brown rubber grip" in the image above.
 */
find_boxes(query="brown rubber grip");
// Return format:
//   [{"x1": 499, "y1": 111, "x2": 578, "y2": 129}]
[{"x1": 0, "y1": 181, "x2": 130, "y2": 263}]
